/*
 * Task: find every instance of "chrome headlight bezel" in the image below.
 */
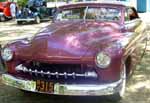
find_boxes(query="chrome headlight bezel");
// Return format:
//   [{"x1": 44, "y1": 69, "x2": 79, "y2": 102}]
[
  {"x1": 1, "y1": 48, "x2": 13, "y2": 61},
  {"x1": 96, "y1": 52, "x2": 111, "y2": 69}
]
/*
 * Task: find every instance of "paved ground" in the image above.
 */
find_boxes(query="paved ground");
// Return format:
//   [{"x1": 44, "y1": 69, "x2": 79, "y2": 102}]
[
  {"x1": 0, "y1": 19, "x2": 150, "y2": 103},
  {"x1": 0, "y1": 20, "x2": 50, "y2": 46}
]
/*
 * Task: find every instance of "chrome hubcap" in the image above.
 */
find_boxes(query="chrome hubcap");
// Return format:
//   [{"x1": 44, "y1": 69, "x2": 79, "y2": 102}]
[
  {"x1": 0, "y1": 16, "x2": 5, "y2": 21},
  {"x1": 36, "y1": 16, "x2": 40, "y2": 23}
]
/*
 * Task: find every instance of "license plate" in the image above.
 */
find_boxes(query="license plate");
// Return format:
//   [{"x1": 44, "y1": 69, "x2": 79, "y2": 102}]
[{"x1": 36, "y1": 80, "x2": 54, "y2": 93}]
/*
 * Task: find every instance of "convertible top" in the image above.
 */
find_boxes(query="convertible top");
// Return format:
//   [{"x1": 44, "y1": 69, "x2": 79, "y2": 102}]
[{"x1": 58, "y1": 2, "x2": 127, "y2": 10}]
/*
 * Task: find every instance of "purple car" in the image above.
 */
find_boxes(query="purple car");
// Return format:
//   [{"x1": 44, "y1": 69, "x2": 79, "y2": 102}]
[{"x1": 1, "y1": 2, "x2": 147, "y2": 101}]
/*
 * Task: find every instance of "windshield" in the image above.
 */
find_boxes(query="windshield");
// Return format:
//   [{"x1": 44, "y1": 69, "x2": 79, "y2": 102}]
[
  {"x1": 28, "y1": 0, "x2": 46, "y2": 7},
  {"x1": 56, "y1": 6, "x2": 121, "y2": 22}
]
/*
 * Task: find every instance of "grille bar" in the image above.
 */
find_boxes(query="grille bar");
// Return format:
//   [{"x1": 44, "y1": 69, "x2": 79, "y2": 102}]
[{"x1": 16, "y1": 64, "x2": 98, "y2": 79}]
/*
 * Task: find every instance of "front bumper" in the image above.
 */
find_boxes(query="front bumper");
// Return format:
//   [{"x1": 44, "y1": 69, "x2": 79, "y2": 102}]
[{"x1": 2, "y1": 74, "x2": 123, "y2": 96}]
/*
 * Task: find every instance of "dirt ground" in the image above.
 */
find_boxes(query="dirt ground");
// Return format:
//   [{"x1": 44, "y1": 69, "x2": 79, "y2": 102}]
[{"x1": 0, "y1": 20, "x2": 150, "y2": 103}]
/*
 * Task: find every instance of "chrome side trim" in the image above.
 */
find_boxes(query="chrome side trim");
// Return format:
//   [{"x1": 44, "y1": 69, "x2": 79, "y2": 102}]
[{"x1": 16, "y1": 18, "x2": 35, "y2": 21}]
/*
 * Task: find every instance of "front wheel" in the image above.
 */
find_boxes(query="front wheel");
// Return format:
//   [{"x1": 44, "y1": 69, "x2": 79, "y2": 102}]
[
  {"x1": 17, "y1": 21, "x2": 23, "y2": 25},
  {"x1": 0, "y1": 15, "x2": 6, "y2": 22},
  {"x1": 35, "y1": 16, "x2": 41, "y2": 24},
  {"x1": 109, "y1": 65, "x2": 126, "y2": 101}
]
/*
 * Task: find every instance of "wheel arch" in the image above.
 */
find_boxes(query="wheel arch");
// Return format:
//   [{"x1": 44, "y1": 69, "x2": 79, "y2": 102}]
[{"x1": 125, "y1": 56, "x2": 132, "y2": 77}]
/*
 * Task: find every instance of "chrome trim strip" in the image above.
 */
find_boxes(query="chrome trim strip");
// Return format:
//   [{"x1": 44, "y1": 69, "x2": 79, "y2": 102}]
[
  {"x1": 2, "y1": 74, "x2": 123, "y2": 96},
  {"x1": 15, "y1": 64, "x2": 98, "y2": 78},
  {"x1": 16, "y1": 18, "x2": 35, "y2": 21}
]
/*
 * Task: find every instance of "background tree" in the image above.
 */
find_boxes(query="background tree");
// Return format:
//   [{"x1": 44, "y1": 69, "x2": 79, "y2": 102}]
[
  {"x1": 17, "y1": 0, "x2": 28, "y2": 7},
  {"x1": 0, "y1": 0, "x2": 5, "y2": 2}
]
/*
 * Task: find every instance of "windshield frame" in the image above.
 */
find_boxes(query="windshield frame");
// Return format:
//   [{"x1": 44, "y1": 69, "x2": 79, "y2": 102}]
[{"x1": 54, "y1": 4, "x2": 123, "y2": 23}]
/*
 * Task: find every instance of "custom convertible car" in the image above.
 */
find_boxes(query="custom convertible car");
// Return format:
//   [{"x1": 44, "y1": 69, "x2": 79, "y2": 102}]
[{"x1": 1, "y1": 2, "x2": 147, "y2": 101}]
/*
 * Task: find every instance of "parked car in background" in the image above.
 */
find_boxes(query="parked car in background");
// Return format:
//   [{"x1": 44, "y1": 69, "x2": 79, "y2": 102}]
[
  {"x1": 1, "y1": 2, "x2": 147, "y2": 101},
  {"x1": 0, "y1": 1, "x2": 13, "y2": 21},
  {"x1": 16, "y1": 0, "x2": 56, "y2": 24}
]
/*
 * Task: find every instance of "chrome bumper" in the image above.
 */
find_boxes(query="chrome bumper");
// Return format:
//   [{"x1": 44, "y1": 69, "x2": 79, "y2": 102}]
[
  {"x1": 2, "y1": 74, "x2": 123, "y2": 96},
  {"x1": 16, "y1": 18, "x2": 35, "y2": 22}
]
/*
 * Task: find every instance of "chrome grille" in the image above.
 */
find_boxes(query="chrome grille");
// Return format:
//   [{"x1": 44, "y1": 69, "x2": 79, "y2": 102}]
[{"x1": 16, "y1": 63, "x2": 98, "y2": 80}]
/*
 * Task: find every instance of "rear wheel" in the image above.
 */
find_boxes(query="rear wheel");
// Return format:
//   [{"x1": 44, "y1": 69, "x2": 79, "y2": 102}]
[{"x1": 35, "y1": 16, "x2": 41, "y2": 24}]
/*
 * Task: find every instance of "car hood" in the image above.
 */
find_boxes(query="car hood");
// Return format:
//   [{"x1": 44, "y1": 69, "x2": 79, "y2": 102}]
[{"x1": 15, "y1": 21, "x2": 124, "y2": 61}]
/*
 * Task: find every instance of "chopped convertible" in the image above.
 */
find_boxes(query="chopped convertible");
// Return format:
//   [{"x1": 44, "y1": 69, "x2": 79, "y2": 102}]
[{"x1": 1, "y1": 2, "x2": 147, "y2": 101}]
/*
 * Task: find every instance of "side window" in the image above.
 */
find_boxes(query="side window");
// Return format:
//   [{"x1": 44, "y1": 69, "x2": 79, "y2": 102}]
[{"x1": 125, "y1": 7, "x2": 139, "y2": 21}]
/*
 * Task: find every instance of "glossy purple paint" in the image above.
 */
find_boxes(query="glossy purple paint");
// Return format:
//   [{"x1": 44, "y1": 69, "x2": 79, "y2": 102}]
[
  {"x1": 7, "y1": 21, "x2": 124, "y2": 81},
  {"x1": 5, "y1": 3, "x2": 142, "y2": 83}
]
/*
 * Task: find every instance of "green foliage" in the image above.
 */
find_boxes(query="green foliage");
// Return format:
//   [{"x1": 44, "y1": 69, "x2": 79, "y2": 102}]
[
  {"x1": 17, "y1": 0, "x2": 28, "y2": 7},
  {"x1": 0, "y1": 0, "x2": 6, "y2": 2}
]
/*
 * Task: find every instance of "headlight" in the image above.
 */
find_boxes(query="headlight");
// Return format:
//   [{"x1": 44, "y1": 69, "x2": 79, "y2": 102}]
[
  {"x1": 96, "y1": 52, "x2": 111, "y2": 68},
  {"x1": 1, "y1": 48, "x2": 13, "y2": 61}
]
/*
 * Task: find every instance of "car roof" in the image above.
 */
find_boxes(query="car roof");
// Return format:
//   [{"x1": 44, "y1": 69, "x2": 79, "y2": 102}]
[{"x1": 58, "y1": 1, "x2": 133, "y2": 10}]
